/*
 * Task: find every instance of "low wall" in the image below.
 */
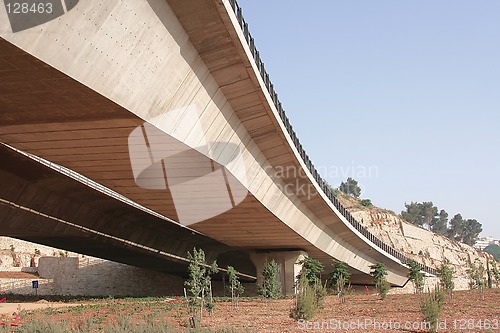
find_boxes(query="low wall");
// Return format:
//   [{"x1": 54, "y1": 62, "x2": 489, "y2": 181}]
[
  {"x1": 36, "y1": 257, "x2": 186, "y2": 296},
  {"x1": 1, "y1": 256, "x2": 257, "y2": 297}
]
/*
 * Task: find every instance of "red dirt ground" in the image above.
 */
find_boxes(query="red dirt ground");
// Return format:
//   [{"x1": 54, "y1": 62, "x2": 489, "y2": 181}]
[
  {"x1": 2, "y1": 289, "x2": 499, "y2": 332},
  {"x1": 0, "y1": 272, "x2": 38, "y2": 279}
]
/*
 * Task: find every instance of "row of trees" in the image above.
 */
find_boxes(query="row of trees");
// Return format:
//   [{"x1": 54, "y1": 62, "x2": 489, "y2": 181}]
[
  {"x1": 184, "y1": 248, "x2": 245, "y2": 327},
  {"x1": 183, "y1": 248, "x2": 392, "y2": 324},
  {"x1": 291, "y1": 257, "x2": 391, "y2": 320},
  {"x1": 334, "y1": 177, "x2": 483, "y2": 247},
  {"x1": 402, "y1": 201, "x2": 482, "y2": 246},
  {"x1": 185, "y1": 247, "x2": 500, "y2": 331}
]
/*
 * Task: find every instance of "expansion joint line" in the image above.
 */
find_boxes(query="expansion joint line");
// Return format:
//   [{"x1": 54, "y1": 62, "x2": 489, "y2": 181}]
[{"x1": 0, "y1": 197, "x2": 256, "y2": 280}]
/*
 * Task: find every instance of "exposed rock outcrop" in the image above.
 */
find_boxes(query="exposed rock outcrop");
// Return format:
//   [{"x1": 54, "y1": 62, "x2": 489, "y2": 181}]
[
  {"x1": 339, "y1": 195, "x2": 493, "y2": 290},
  {"x1": 0, "y1": 237, "x2": 79, "y2": 269}
]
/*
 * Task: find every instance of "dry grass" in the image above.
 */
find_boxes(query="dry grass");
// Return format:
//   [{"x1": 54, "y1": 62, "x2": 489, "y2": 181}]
[{"x1": 0, "y1": 289, "x2": 498, "y2": 332}]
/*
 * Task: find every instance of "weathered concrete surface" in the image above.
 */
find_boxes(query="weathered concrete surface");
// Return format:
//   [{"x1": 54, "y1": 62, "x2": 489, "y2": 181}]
[
  {"x1": 0, "y1": 240, "x2": 259, "y2": 297},
  {"x1": 0, "y1": 145, "x2": 256, "y2": 278},
  {"x1": 37, "y1": 257, "x2": 186, "y2": 297},
  {"x1": 250, "y1": 250, "x2": 307, "y2": 296}
]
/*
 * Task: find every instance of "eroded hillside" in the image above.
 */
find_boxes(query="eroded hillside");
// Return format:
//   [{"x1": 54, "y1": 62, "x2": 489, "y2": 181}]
[{"x1": 338, "y1": 195, "x2": 493, "y2": 290}]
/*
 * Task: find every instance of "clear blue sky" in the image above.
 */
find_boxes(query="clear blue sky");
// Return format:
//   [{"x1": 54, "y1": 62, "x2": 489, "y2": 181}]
[{"x1": 238, "y1": 0, "x2": 500, "y2": 239}]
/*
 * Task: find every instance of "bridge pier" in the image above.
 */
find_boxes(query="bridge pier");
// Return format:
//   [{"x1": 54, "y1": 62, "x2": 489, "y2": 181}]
[{"x1": 250, "y1": 250, "x2": 307, "y2": 296}]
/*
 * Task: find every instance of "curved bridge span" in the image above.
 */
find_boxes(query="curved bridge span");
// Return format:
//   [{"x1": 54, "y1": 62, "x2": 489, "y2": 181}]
[{"x1": 0, "y1": 0, "x2": 435, "y2": 292}]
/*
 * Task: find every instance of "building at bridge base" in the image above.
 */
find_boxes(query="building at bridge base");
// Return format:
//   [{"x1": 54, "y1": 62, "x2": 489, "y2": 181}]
[{"x1": 250, "y1": 250, "x2": 307, "y2": 296}]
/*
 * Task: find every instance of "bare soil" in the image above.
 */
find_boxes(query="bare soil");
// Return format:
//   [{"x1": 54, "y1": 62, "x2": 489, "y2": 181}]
[
  {"x1": 1, "y1": 289, "x2": 499, "y2": 332},
  {"x1": 0, "y1": 272, "x2": 38, "y2": 279}
]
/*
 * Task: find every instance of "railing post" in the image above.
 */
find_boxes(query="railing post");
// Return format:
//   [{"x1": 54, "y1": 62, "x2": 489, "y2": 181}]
[
  {"x1": 237, "y1": 7, "x2": 243, "y2": 27},
  {"x1": 226, "y1": 1, "x2": 419, "y2": 270},
  {"x1": 243, "y1": 23, "x2": 250, "y2": 43}
]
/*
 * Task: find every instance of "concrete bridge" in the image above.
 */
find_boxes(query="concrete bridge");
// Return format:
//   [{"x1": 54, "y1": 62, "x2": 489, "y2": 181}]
[
  {"x1": 0, "y1": 142, "x2": 257, "y2": 280},
  {"x1": 0, "y1": 0, "x2": 435, "y2": 293}
]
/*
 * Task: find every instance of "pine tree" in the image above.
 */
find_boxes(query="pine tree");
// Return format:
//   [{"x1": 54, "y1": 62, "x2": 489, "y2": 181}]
[
  {"x1": 407, "y1": 259, "x2": 424, "y2": 293},
  {"x1": 290, "y1": 270, "x2": 315, "y2": 320},
  {"x1": 438, "y1": 260, "x2": 455, "y2": 300},
  {"x1": 259, "y1": 260, "x2": 282, "y2": 300},
  {"x1": 370, "y1": 263, "x2": 390, "y2": 299},
  {"x1": 328, "y1": 261, "x2": 351, "y2": 302},
  {"x1": 297, "y1": 256, "x2": 326, "y2": 307},
  {"x1": 185, "y1": 248, "x2": 219, "y2": 326},
  {"x1": 339, "y1": 178, "x2": 361, "y2": 198},
  {"x1": 226, "y1": 266, "x2": 244, "y2": 310}
]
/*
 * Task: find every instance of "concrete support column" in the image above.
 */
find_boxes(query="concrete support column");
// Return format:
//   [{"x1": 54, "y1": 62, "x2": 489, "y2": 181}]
[{"x1": 250, "y1": 250, "x2": 307, "y2": 296}]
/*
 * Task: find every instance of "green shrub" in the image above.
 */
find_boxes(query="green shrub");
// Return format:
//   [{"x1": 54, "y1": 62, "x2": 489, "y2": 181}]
[
  {"x1": 226, "y1": 266, "x2": 244, "y2": 310},
  {"x1": 14, "y1": 316, "x2": 247, "y2": 333},
  {"x1": 360, "y1": 199, "x2": 372, "y2": 207},
  {"x1": 438, "y1": 260, "x2": 454, "y2": 299},
  {"x1": 297, "y1": 257, "x2": 324, "y2": 286},
  {"x1": 313, "y1": 278, "x2": 327, "y2": 308},
  {"x1": 421, "y1": 285, "x2": 445, "y2": 333},
  {"x1": 259, "y1": 260, "x2": 282, "y2": 299},
  {"x1": 185, "y1": 248, "x2": 219, "y2": 326},
  {"x1": 327, "y1": 185, "x2": 340, "y2": 197},
  {"x1": 328, "y1": 261, "x2": 351, "y2": 302},
  {"x1": 369, "y1": 263, "x2": 390, "y2": 300},
  {"x1": 378, "y1": 280, "x2": 390, "y2": 300},
  {"x1": 407, "y1": 259, "x2": 425, "y2": 293},
  {"x1": 290, "y1": 270, "x2": 315, "y2": 320},
  {"x1": 467, "y1": 259, "x2": 487, "y2": 300},
  {"x1": 490, "y1": 260, "x2": 500, "y2": 287}
]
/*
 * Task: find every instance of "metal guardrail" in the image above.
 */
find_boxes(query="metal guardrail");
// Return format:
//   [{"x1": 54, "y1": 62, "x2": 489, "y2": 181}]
[{"x1": 228, "y1": 0, "x2": 437, "y2": 276}]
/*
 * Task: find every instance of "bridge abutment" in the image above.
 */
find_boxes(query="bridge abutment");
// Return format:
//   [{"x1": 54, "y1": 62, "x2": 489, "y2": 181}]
[{"x1": 250, "y1": 250, "x2": 307, "y2": 296}]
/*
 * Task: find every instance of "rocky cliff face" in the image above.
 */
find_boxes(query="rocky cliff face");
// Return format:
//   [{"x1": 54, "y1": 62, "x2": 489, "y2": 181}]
[
  {"x1": 0, "y1": 237, "x2": 77, "y2": 269},
  {"x1": 339, "y1": 196, "x2": 493, "y2": 290}
]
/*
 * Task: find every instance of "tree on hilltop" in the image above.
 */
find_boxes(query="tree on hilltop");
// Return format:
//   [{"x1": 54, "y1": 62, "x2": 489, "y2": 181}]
[
  {"x1": 339, "y1": 177, "x2": 361, "y2": 198},
  {"x1": 401, "y1": 202, "x2": 438, "y2": 229},
  {"x1": 448, "y1": 214, "x2": 482, "y2": 246},
  {"x1": 462, "y1": 219, "x2": 482, "y2": 246},
  {"x1": 485, "y1": 244, "x2": 500, "y2": 261},
  {"x1": 447, "y1": 214, "x2": 464, "y2": 240},
  {"x1": 432, "y1": 209, "x2": 449, "y2": 236}
]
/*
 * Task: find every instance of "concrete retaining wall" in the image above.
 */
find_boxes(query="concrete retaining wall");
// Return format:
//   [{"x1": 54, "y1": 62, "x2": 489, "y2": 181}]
[
  {"x1": 21, "y1": 257, "x2": 186, "y2": 297},
  {"x1": 0, "y1": 237, "x2": 259, "y2": 297}
]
